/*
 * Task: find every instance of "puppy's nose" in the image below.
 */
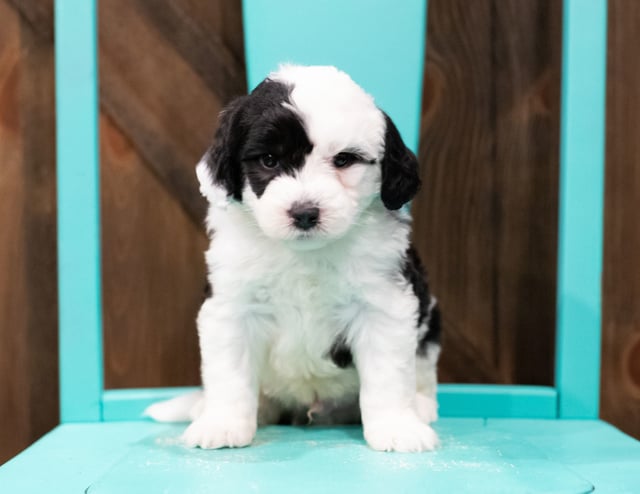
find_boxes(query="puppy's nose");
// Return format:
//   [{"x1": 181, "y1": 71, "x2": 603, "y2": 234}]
[{"x1": 289, "y1": 203, "x2": 320, "y2": 230}]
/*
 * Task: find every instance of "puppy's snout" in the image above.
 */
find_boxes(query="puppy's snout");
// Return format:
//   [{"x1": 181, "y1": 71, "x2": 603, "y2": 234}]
[{"x1": 289, "y1": 202, "x2": 320, "y2": 231}]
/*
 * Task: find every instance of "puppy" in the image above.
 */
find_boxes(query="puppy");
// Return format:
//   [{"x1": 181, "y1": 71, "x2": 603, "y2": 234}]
[{"x1": 146, "y1": 65, "x2": 442, "y2": 452}]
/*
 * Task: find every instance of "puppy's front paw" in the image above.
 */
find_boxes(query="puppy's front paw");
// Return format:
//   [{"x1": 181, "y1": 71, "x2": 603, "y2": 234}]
[
  {"x1": 363, "y1": 410, "x2": 439, "y2": 452},
  {"x1": 182, "y1": 412, "x2": 256, "y2": 449}
]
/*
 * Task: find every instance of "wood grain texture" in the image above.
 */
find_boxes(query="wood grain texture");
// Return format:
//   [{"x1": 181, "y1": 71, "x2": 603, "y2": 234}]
[
  {"x1": 0, "y1": 0, "x2": 58, "y2": 464},
  {"x1": 182, "y1": 0, "x2": 246, "y2": 66},
  {"x1": 492, "y1": 1, "x2": 560, "y2": 386},
  {"x1": 9, "y1": 1, "x2": 247, "y2": 228},
  {"x1": 415, "y1": 0, "x2": 498, "y2": 384},
  {"x1": 601, "y1": 0, "x2": 640, "y2": 440},
  {"x1": 414, "y1": 0, "x2": 559, "y2": 385},
  {"x1": 5, "y1": 0, "x2": 53, "y2": 40},
  {"x1": 17, "y1": 4, "x2": 59, "y2": 451},
  {"x1": 131, "y1": 0, "x2": 246, "y2": 103},
  {"x1": 101, "y1": 114, "x2": 207, "y2": 388},
  {"x1": 0, "y1": 3, "x2": 29, "y2": 464},
  {"x1": 99, "y1": 0, "x2": 245, "y2": 225},
  {"x1": 98, "y1": 0, "x2": 246, "y2": 389}
]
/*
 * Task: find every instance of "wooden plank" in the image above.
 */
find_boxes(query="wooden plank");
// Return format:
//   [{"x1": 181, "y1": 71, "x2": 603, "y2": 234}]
[
  {"x1": 18, "y1": 0, "x2": 59, "y2": 438},
  {"x1": 601, "y1": 0, "x2": 640, "y2": 439},
  {"x1": 182, "y1": 0, "x2": 246, "y2": 66},
  {"x1": 413, "y1": 0, "x2": 500, "y2": 383},
  {"x1": 8, "y1": 0, "x2": 245, "y2": 227},
  {"x1": 492, "y1": 0, "x2": 560, "y2": 385},
  {"x1": 131, "y1": 0, "x2": 246, "y2": 102},
  {"x1": 5, "y1": 0, "x2": 53, "y2": 40},
  {"x1": 0, "y1": 0, "x2": 58, "y2": 462},
  {"x1": 0, "y1": 1, "x2": 29, "y2": 464},
  {"x1": 415, "y1": 0, "x2": 559, "y2": 386},
  {"x1": 101, "y1": 113, "x2": 206, "y2": 389},
  {"x1": 99, "y1": 0, "x2": 234, "y2": 228}
]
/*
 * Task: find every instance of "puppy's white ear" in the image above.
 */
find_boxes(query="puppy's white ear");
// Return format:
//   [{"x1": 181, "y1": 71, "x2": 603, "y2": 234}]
[
  {"x1": 380, "y1": 113, "x2": 421, "y2": 210},
  {"x1": 196, "y1": 159, "x2": 232, "y2": 209},
  {"x1": 203, "y1": 96, "x2": 248, "y2": 201},
  {"x1": 196, "y1": 159, "x2": 214, "y2": 199}
]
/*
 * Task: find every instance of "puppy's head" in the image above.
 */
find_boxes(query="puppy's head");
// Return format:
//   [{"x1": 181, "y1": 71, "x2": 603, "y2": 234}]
[{"x1": 198, "y1": 65, "x2": 420, "y2": 249}]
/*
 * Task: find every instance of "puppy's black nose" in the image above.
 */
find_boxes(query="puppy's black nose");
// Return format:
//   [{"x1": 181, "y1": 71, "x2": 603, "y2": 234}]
[{"x1": 289, "y1": 203, "x2": 320, "y2": 230}]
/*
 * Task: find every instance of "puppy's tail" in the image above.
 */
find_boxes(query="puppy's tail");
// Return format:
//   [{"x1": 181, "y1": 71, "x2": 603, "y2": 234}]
[{"x1": 143, "y1": 390, "x2": 203, "y2": 422}]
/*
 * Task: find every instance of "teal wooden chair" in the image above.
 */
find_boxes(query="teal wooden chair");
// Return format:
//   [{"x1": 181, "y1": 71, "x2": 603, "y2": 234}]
[{"x1": 2, "y1": 0, "x2": 640, "y2": 492}]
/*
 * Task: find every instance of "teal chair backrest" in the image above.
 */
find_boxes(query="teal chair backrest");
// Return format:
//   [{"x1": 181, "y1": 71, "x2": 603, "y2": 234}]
[
  {"x1": 243, "y1": 0, "x2": 427, "y2": 153},
  {"x1": 55, "y1": 0, "x2": 607, "y2": 423}
]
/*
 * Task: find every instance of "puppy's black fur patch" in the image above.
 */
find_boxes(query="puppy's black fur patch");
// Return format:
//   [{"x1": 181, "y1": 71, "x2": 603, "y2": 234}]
[
  {"x1": 204, "y1": 96, "x2": 248, "y2": 200},
  {"x1": 403, "y1": 246, "x2": 430, "y2": 328},
  {"x1": 402, "y1": 245, "x2": 441, "y2": 353},
  {"x1": 241, "y1": 105, "x2": 313, "y2": 197},
  {"x1": 417, "y1": 303, "x2": 441, "y2": 356},
  {"x1": 203, "y1": 281, "x2": 212, "y2": 299},
  {"x1": 380, "y1": 113, "x2": 421, "y2": 210},
  {"x1": 325, "y1": 247, "x2": 440, "y2": 366},
  {"x1": 205, "y1": 79, "x2": 313, "y2": 200},
  {"x1": 328, "y1": 336, "x2": 354, "y2": 369}
]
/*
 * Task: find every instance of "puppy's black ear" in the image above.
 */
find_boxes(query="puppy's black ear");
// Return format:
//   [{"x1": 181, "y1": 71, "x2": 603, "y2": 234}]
[
  {"x1": 380, "y1": 113, "x2": 421, "y2": 210},
  {"x1": 204, "y1": 96, "x2": 248, "y2": 201}
]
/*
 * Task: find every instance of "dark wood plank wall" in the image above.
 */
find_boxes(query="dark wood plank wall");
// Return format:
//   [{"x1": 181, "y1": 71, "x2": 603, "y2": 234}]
[
  {"x1": 415, "y1": 0, "x2": 561, "y2": 386},
  {"x1": 602, "y1": 0, "x2": 640, "y2": 440},
  {"x1": 98, "y1": 0, "x2": 247, "y2": 388},
  {"x1": 1, "y1": 0, "x2": 638, "y2": 463},
  {"x1": 0, "y1": 0, "x2": 59, "y2": 465}
]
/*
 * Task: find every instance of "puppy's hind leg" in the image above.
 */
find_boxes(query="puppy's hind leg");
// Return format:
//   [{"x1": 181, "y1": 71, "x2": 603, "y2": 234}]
[
  {"x1": 415, "y1": 342, "x2": 440, "y2": 424},
  {"x1": 415, "y1": 299, "x2": 442, "y2": 424}
]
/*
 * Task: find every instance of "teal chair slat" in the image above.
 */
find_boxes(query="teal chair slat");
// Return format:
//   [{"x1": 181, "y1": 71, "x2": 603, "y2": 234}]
[
  {"x1": 242, "y1": 0, "x2": 427, "y2": 153},
  {"x1": 101, "y1": 385, "x2": 557, "y2": 422},
  {"x1": 555, "y1": 0, "x2": 608, "y2": 419},
  {"x1": 55, "y1": 0, "x2": 103, "y2": 423}
]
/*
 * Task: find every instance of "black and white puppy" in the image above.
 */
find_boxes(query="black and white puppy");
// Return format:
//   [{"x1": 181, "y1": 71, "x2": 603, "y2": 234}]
[{"x1": 147, "y1": 65, "x2": 442, "y2": 452}]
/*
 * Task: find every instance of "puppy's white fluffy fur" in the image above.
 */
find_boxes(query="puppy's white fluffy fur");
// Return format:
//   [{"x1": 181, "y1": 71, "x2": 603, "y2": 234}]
[{"x1": 146, "y1": 65, "x2": 440, "y2": 452}]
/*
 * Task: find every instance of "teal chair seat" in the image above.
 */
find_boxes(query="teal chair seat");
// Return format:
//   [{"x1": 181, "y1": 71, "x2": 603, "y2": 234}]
[
  {"x1": 4, "y1": 419, "x2": 639, "y2": 493},
  {"x1": 2, "y1": 0, "x2": 640, "y2": 492}
]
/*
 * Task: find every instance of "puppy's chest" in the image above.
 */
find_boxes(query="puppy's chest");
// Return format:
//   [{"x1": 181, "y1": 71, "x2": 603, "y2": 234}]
[
  {"x1": 250, "y1": 259, "x2": 363, "y2": 400},
  {"x1": 258, "y1": 261, "x2": 359, "y2": 344}
]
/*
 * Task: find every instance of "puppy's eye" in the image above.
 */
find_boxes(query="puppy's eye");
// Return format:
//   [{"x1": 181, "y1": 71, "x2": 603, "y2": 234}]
[
  {"x1": 333, "y1": 152, "x2": 359, "y2": 168},
  {"x1": 260, "y1": 154, "x2": 278, "y2": 168}
]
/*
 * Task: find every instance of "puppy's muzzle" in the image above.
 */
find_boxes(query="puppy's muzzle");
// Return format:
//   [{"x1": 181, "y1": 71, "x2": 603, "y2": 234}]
[{"x1": 289, "y1": 202, "x2": 320, "y2": 231}]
